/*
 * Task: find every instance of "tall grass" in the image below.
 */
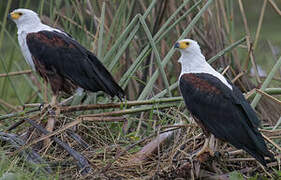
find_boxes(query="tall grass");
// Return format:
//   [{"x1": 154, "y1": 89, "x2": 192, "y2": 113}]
[{"x1": 0, "y1": 0, "x2": 280, "y2": 179}]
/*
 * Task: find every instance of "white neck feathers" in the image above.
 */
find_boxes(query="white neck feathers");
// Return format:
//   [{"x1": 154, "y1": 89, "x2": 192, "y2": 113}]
[{"x1": 179, "y1": 51, "x2": 233, "y2": 90}]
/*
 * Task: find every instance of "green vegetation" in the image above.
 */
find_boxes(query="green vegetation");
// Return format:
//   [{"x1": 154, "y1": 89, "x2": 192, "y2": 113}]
[
  {"x1": 0, "y1": 0, "x2": 280, "y2": 179},
  {"x1": 0, "y1": 153, "x2": 55, "y2": 179}
]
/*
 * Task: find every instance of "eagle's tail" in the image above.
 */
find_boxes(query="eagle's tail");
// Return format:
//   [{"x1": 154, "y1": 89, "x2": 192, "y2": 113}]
[
  {"x1": 242, "y1": 129, "x2": 275, "y2": 166},
  {"x1": 86, "y1": 52, "x2": 125, "y2": 100}
]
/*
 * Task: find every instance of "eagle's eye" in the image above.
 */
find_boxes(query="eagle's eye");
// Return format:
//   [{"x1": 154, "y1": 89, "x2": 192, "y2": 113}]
[
  {"x1": 18, "y1": 12, "x2": 23, "y2": 16},
  {"x1": 185, "y1": 42, "x2": 190, "y2": 46}
]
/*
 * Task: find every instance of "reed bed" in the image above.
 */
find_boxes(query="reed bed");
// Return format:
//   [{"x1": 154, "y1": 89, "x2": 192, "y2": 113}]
[{"x1": 0, "y1": 0, "x2": 281, "y2": 179}]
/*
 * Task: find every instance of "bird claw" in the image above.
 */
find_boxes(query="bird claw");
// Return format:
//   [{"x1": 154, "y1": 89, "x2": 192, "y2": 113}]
[
  {"x1": 43, "y1": 97, "x2": 60, "y2": 148},
  {"x1": 39, "y1": 102, "x2": 48, "y2": 111},
  {"x1": 190, "y1": 135, "x2": 217, "y2": 162},
  {"x1": 214, "y1": 151, "x2": 222, "y2": 158},
  {"x1": 39, "y1": 103, "x2": 59, "y2": 115},
  {"x1": 196, "y1": 146, "x2": 215, "y2": 158}
]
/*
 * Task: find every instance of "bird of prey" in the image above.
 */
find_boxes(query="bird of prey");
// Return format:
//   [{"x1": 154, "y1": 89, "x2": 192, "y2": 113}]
[
  {"x1": 9, "y1": 9, "x2": 124, "y2": 103},
  {"x1": 174, "y1": 39, "x2": 274, "y2": 166},
  {"x1": 9, "y1": 8, "x2": 124, "y2": 133}
]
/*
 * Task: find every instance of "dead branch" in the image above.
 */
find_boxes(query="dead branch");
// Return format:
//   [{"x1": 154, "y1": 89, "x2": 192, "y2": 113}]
[
  {"x1": 66, "y1": 129, "x2": 94, "y2": 151},
  {"x1": 60, "y1": 97, "x2": 183, "y2": 113},
  {"x1": 0, "y1": 107, "x2": 39, "y2": 121},
  {"x1": 80, "y1": 116, "x2": 127, "y2": 122},
  {"x1": 128, "y1": 123, "x2": 183, "y2": 165},
  {"x1": 79, "y1": 103, "x2": 178, "y2": 119},
  {"x1": 256, "y1": 89, "x2": 281, "y2": 106},
  {"x1": 268, "y1": 0, "x2": 281, "y2": 17},
  {"x1": 23, "y1": 118, "x2": 92, "y2": 175},
  {"x1": 0, "y1": 70, "x2": 32, "y2": 77},
  {"x1": 100, "y1": 127, "x2": 181, "y2": 173},
  {"x1": 0, "y1": 131, "x2": 52, "y2": 174},
  {"x1": 262, "y1": 133, "x2": 281, "y2": 152}
]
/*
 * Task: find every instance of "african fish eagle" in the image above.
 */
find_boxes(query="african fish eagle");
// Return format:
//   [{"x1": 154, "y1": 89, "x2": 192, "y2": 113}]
[
  {"x1": 174, "y1": 39, "x2": 274, "y2": 166},
  {"x1": 9, "y1": 9, "x2": 124, "y2": 105}
]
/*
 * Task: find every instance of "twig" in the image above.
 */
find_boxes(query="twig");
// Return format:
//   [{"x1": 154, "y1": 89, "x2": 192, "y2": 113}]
[
  {"x1": 238, "y1": 0, "x2": 261, "y2": 83},
  {"x1": 100, "y1": 127, "x2": 181, "y2": 173},
  {"x1": 22, "y1": 118, "x2": 92, "y2": 174},
  {"x1": 66, "y1": 130, "x2": 94, "y2": 151},
  {"x1": 231, "y1": 71, "x2": 244, "y2": 83},
  {"x1": 162, "y1": 124, "x2": 197, "y2": 129},
  {"x1": 23, "y1": 103, "x2": 42, "y2": 108},
  {"x1": 79, "y1": 116, "x2": 127, "y2": 122},
  {"x1": 249, "y1": 74, "x2": 281, "y2": 82},
  {"x1": 268, "y1": 40, "x2": 281, "y2": 78},
  {"x1": 251, "y1": 55, "x2": 281, "y2": 108},
  {"x1": 21, "y1": 103, "x2": 178, "y2": 149},
  {"x1": 253, "y1": 0, "x2": 267, "y2": 50},
  {"x1": 0, "y1": 98, "x2": 19, "y2": 111},
  {"x1": 0, "y1": 131, "x2": 52, "y2": 174},
  {"x1": 0, "y1": 107, "x2": 39, "y2": 121},
  {"x1": 6, "y1": 119, "x2": 25, "y2": 132},
  {"x1": 221, "y1": 65, "x2": 230, "y2": 75},
  {"x1": 207, "y1": 37, "x2": 246, "y2": 64},
  {"x1": 247, "y1": 88, "x2": 281, "y2": 100},
  {"x1": 128, "y1": 122, "x2": 183, "y2": 165},
  {"x1": 262, "y1": 133, "x2": 281, "y2": 152},
  {"x1": 59, "y1": 95, "x2": 75, "y2": 106},
  {"x1": 273, "y1": 117, "x2": 281, "y2": 130},
  {"x1": 79, "y1": 103, "x2": 179, "y2": 119},
  {"x1": 55, "y1": 11, "x2": 96, "y2": 40},
  {"x1": 228, "y1": 150, "x2": 244, "y2": 156},
  {"x1": 60, "y1": 97, "x2": 183, "y2": 113},
  {"x1": 245, "y1": 89, "x2": 257, "y2": 100},
  {"x1": 0, "y1": 70, "x2": 32, "y2": 77},
  {"x1": 256, "y1": 89, "x2": 281, "y2": 106},
  {"x1": 227, "y1": 154, "x2": 281, "y2": 162},
  {"x1": 268, "y1": 0, "x2": 281, "y2": 16}
]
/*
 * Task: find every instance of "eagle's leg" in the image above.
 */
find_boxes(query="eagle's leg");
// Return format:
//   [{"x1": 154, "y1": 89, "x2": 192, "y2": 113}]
[
  {"x1": 50, "y1": 94, "x2": 57, "y2": 106},
  {"x1": 208, "y1": 134, "x2": 216, "y2": 156},
  {"x1": 191, "y1": 116, "x2": 216, "y2": 157},
  {"x1": 196, "y1": 134, "x2": 216, "y2": 157},
  {"x1": 39, "y1": 93, "x2": 58, "y2": 113},
  {"x1": 45, "y1": 94, "x2": 60, "y2": 132},
  {"x1": 44, "y1": 94, "x2": 60, "y2": 147}
]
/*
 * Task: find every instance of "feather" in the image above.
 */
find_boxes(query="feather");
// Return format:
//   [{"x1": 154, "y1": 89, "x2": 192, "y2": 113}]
[
  {"x1": 179, "y1": 73, "x2": 274, "y2": 166},
  {"x1": 26, "y1": 30, "x2": 124, "y2": 99}
]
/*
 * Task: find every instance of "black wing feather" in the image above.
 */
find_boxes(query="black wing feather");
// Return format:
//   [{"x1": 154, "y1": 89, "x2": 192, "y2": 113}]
[
  {"x1": 228, "y1": 79, "x2": 260, "y2": 128},
  {"x1": 26, "y1": 30, "x2": 124, "y2": 99},
  {"x1": 179, "y1": 73, "x2": 274, "y2": 166}
]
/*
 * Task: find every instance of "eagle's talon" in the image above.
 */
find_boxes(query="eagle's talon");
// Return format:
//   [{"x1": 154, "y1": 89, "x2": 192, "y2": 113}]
[
  {"x1": 223, "y1": 151, "x2": 230, "y2": 158},
  {"x1": 194, "y1": 135, "x2": 216, "y2": 161},
  {"x1": 39, "y1": 103, "x2": 52, "y2": 114},
  {"x1": 214, "y1": 151, "x2": 221, "y2": 158},
  {"x1": 39, "y1": 103, "x2": 45, "y2": 111}
]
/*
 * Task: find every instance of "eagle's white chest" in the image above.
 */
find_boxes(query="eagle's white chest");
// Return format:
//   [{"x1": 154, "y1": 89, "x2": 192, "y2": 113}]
[
  {"x1": 18, "y1": 31, "x2": 35, "y2": 70},
  {"x1": 179, "y1": 53, "x2": 233, "y2": 90}
]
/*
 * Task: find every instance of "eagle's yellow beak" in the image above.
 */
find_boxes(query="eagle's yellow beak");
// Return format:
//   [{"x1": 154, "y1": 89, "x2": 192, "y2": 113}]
[
  {"x1": 9, "y1": 12, "x2": 21, "y2": 20},
  {"x1": 174, "y1": 41, "x2": 190, "y2": 49}
]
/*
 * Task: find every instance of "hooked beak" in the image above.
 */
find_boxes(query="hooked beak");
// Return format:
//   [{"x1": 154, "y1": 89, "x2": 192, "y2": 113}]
[{"x1": 174, "y1": 42, "x2": 180, "y2": 49}]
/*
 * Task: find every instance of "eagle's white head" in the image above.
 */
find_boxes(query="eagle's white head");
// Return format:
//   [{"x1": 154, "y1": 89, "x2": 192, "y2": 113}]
[
  {"x1": 174, "y1": 39, "x2": 202, "y2": 55},
  {"x1": 174, "y1": 39, "x2": 205, "y2": 66},
  {"x1": 174, "y1": 38, "x2": 233, "y2": 89},
  {"x1": 9, "y1": 9, "x2": 41, "y2": 30}
]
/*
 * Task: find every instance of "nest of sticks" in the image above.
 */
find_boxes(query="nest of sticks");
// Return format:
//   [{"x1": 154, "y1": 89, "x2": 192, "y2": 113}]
[{"x1": 1, "y1": 96, "x2": 280, "y2": 179}]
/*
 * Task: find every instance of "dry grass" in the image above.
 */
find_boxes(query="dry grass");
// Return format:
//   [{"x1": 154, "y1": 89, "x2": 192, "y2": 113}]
[{"x1": 5, "y1": 106, "x2": 279, "y2": 179}]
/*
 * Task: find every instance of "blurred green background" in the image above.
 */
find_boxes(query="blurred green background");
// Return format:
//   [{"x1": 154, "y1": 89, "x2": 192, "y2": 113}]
[{"x1": 0, "y1": 0, "x2": 280, "y2": 110}]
